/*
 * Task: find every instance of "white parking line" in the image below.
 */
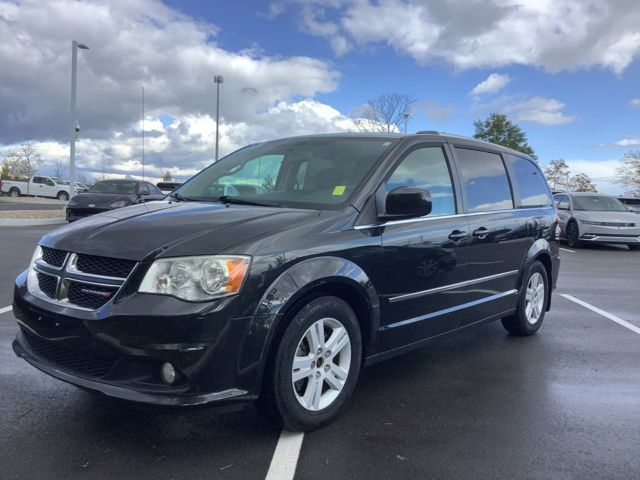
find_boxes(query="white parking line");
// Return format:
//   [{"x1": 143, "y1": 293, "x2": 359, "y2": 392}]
[
  {"x1": 265, "y1": 430, "x2": 304, "y2": 480},
  {"x1": 560, "y1": 247, "x2": 575, "y2": 253},
  {"x1": 0, "y1": 305, "x2": 12, "y2": 315},
  {"x1": 561, "y1": 294, "x2": 640, "y2": 335}
]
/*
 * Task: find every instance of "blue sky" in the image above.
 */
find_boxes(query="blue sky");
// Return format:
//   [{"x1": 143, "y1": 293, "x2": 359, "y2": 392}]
[{"x1": 1, "y1": 0, "x2": 639, "y2": 193}]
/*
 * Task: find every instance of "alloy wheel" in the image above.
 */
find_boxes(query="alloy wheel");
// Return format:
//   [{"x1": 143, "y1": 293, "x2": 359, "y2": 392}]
[
  {"x1": 291, "y1": 317, "x2": 352, "y2": 412},
  {"x1": 525, "y1": 272, "x2": 545, "y2": 324}
]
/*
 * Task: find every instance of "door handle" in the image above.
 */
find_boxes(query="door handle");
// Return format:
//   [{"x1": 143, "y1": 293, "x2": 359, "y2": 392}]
[
  {"x1": 448, "y1": 230, "x2": 468, "y2": 241},
  {"x1": 472, "y1": 227, "x2": 490, "y2": 238}
]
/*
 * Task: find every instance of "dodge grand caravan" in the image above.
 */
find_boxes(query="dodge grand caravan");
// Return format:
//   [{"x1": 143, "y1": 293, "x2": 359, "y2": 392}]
[{"x1": 12, "y1": 132, "x2": 560, "y2": 431}]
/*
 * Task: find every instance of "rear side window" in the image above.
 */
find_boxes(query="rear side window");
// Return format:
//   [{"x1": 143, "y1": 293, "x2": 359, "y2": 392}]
[
  {"x1": 455, "y1": 148, "x2": 513, "y2": 213},
  {"x1": 386, "y1": 146, "x2": 456, "y2": 216},
  {"x1": 505, "y1": 154, "x2": 553, "y2": 207}
]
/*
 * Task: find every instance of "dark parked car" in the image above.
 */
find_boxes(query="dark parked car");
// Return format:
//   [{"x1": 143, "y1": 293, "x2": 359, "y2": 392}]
[
  {"x1": 12, "y1": 133, "x2": 560, "y2": 431},
  {"x1": 66, "y1": 179, "x2": 165, "y2": 222},
  {"x1": 619, "y1": 196, "x2": 640, "y2": 214}
]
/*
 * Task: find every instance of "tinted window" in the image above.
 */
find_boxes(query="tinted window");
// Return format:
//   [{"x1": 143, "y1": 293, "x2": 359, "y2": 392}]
[
  {"x1": 33, "y1": 176, "x2": 42, "y2": 184},
  {"x1": 455, "y1": 148, "x2": 513, "y2": 212},
  {"x1": 386, "y1": 146, "x2": 455, "y2": 216},
  {"x1": 138, "y1": 183, "x2": 149, "y2": 195},
  {"x1": 505, "y1": 154, "x2": 552, "y2": 207},
  {"x1": 175, "y1": 137, "x2": 398, "y2": 210},
  {"x1": 89, "y1": 181, "x2": 138, "y2": 195}
]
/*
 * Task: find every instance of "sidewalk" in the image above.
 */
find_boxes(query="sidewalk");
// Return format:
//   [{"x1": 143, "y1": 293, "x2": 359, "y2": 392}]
[{"x1": 0, "y1": 198, "x2": 66, "y2": 226}]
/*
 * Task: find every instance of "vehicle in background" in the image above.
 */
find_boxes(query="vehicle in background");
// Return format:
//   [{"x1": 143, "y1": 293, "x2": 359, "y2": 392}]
[
  {"x1": 1, "y1": 176, "x2": 72, "y2": 200},
  {"x1": 13, "y1": 132, "x2": 560, "y2": 431},
  {"x1": 66, "y1": 179, "x2": 165, "y2": 222},
  {"x1": 156, "y1": 181, "x2": 182, "y2": 194},
  {"x1": 52, "y1": 178, "x2": 89, "y2": 194},
  {"x1": 619, "y1": 196, "x2": 640, "y2": 214},
  {"x1": 554, "y1": 192, "x2": 640, "y2": 249}
]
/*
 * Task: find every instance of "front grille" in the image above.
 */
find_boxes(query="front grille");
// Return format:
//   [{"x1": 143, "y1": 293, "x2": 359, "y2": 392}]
[
  {"x1": 76, "y1": 253, "x2": 136, "y2": 279},
  {"x1": 23, "y1": 330, "x2": 116, "y2": 378},
  {"x1": 67, "y1": 281, "x2": 119, "y2": 310},
  {"x1": 37, "y1": 272, "x2": 57, "y2": 298},
  {"x1": 41, "y1": 246, "x2": 67, "y2": 267}
]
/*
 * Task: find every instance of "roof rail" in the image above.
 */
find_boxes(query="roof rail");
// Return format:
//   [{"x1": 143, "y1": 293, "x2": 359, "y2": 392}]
[{"x1": 415, "y1": 130, "x2": 439, "y2": 134}]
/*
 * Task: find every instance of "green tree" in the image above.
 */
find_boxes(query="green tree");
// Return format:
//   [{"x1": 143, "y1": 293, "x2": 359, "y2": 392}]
[
  {"x1": 162, "y1": 170, "x2": 173, "y2": 181},
  {"x1": 473, "y1": 113, "x2": 536, "y2": 159},
  {"x1": 544, "y1": 159, "x2": 571, "y2": 190}
]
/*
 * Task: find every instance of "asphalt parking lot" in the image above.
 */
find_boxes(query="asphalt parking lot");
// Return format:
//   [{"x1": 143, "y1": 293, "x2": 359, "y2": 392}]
[{"x1": 1, "y1": 226, "x2": 638, "y2": 479}]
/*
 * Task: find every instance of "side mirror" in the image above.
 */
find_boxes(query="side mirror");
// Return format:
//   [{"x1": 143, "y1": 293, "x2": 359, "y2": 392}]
[{"x1": 382, "y1": 187, "x2": 432, "y2": 220}]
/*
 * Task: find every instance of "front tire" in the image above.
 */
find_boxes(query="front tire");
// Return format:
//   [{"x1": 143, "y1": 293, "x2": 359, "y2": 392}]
[
  {"x1": 258, "y1": 296, "x2": 362, "y2": 432},
  {"x1": 566, "y1": 221, "x2": 581, "y2": 248},
  {"x1": 57, "y1": 191, "x2": 69, "y2": 201},
  {"x1": 501, "y1": 261, "x2": 548, "y2": 336}
]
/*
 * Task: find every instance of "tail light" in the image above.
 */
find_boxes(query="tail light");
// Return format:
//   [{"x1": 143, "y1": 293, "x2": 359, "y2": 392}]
[{"x1": 554, "y1": 215, "x2": 562, "y2": 240}]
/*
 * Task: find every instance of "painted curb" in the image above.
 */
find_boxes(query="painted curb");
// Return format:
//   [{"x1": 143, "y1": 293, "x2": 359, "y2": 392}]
[{"x1": 0, "y1": 217, "x2": 66, "y2": 227}]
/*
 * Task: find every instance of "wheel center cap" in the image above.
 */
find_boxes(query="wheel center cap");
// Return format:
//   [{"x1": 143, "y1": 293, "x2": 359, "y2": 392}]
[{"x1": 316, "y1": 357, "x2": 324, "y2": 368}]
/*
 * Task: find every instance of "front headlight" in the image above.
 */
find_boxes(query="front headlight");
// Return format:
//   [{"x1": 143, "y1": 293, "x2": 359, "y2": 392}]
[
  {"x1": 109, "y1": 200, "x2": 129, "y2": 208},
  {"x1": 138, "y1": 255, "x2": 251, "y2": 301}
]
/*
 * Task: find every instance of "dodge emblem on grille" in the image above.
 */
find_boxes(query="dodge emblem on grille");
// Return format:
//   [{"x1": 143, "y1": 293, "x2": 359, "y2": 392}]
[
  {"x1": 80, "y1": 288, "x2": 112, "y2": 298},
  {"x1": 88, "y1": 204, "x2": 96, "y2": 208}
]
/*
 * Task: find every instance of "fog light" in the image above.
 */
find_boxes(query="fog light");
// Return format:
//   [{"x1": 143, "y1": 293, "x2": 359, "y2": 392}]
[{"x1": 161, "y1": 362, "x2": 176, "y2": 385}]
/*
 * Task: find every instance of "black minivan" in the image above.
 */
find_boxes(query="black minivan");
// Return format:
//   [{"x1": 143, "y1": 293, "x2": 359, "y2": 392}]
[{"x1": 12, "y1": 132, "x2": 560, "y2": 431}]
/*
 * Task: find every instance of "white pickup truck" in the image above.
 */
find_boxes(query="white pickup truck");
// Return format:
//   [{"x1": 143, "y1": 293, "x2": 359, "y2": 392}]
[{"x1": 0, "y1": 175, "x2": 72, "y2": 200}]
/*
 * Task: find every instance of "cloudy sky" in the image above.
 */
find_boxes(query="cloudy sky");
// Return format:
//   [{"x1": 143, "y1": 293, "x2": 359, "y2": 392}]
[{"x1": 1, "y1": 0, "x2": 639, "y2": 193}]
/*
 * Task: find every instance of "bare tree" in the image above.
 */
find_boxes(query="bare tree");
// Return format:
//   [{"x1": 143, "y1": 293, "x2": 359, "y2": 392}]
[
  {"x1": 569, "y1": 173, "x2": 597, "y2": 192},
  {"x1": 351, "y1": 93, "x2": 416, "y2": 133},
  {"x1": 615, "y1": 151, "x2": 640, "y2": 197},
  {"x1": 4, "y1": 143, "x2": 43, "y2": 179},
  {"x1": 53, "y1": 159, "x2": 66, "y2": 180},
  {"x1": 162, "y1": 170, "x2": 173, "y2": 181}
]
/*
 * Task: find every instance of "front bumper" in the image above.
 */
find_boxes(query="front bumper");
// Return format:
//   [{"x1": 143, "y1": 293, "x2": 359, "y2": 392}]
[
  {"x1": 12, "y1": 271, "x2": 264, "y2": 407},
  {"x1": 66, "y1": 207, "x2": 108, "y2": 222},
  {"x1": 579, "y1": 233, "x2": 640, "y2": 244}
]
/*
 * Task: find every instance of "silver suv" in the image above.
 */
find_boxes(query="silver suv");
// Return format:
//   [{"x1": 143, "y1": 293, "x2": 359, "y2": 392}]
[{"x1": 554, "y1": 192, "x2": 640, "y2": 250}]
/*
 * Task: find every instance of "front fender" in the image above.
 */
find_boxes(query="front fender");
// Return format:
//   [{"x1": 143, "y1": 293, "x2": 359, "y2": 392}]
[{"x1": 238, "y1": 256, "x2": 380, "y2": 395}]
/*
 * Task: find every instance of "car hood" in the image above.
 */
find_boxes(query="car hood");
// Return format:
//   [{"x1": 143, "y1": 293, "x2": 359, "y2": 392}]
[
  {"x1": 574, "y1": 211, "x2": 639, "y2": 224},
  {"x1": 69, "y1": 192, "x2": 137, "y2": 208},
  {"x1": 42, "y1": 201, "x2": 319, "y2": 260}
]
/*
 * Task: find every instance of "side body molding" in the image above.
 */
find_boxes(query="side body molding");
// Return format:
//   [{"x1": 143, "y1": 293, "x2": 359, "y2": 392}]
[{"x1": 238, "y1": 256, "x2": 381, "y2": 394}]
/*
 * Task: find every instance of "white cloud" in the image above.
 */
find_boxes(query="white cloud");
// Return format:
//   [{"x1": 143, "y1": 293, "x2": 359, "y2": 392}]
[
  {"x1": 476, "y1": 95, "x2": 575, "y2": 126},
  {"x1": 610, "y1": 138, "x2": 640, "y2": 147},
  {"x1": 560, "y1": 159, "x2": 621, "y2": 195},
  {"x1": 280, "y1": 0, "x2": 640, "y2": 73},
  {"x1": 470, "y1": 73, "x2": 510, "y2": 97},
  {"x1": 0, "y1": 0, "x2": 340, "y2": 145},
  {"x1": 630, "y1": 98, "x2": 640, "y2": 108},
  {"x1": 0, "y1": 100, "x2": 359, "y2": 183}
]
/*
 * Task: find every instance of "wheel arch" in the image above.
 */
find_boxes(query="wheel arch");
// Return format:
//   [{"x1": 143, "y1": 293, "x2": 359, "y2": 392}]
[
  {"x1": 246, "y1": 256, "x2": 380, "y2": 394},
  {"x1": 521, "y1": 239, "x2": 554, "y2": 311}
]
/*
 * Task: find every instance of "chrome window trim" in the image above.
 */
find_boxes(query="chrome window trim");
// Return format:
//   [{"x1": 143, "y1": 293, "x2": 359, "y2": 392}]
[
  {"x1": 382, "y1": 289, "x2": 518, "y2": 330},
  {"x1": 354, "y1": 206, "x2": 555, "y2": 230},
  {"x1": 388, "y1": 270, "x2": 519, "y2": 303}
]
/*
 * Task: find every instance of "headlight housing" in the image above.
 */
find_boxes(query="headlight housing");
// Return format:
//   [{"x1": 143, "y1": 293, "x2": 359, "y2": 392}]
[
  {"x1": 109, "y1": 200, "x2": 129, "y2": 208},
  {"x1": 138, "y1": 255, "x2": 251, "y2": 301}
]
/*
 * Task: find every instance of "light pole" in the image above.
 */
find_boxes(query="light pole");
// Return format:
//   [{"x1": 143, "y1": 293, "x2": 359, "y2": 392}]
[
  {"x1": 403, "y1": 112, "x2": 409, "y2": 134},
  {"x1": 69, "y1": 40, "x2": 89, "y2": 199},
  {"x1": 213, "y1": 74, "x2": 224, "y2": 161}
]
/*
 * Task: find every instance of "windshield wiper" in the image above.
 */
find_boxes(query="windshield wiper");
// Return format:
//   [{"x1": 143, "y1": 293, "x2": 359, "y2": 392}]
[
  {"x1": 217, "y1": 195, "x2": 282, "y2": 207},
  {"x1": 168, "y1": 192, "x2": 196, "y2": 202}
]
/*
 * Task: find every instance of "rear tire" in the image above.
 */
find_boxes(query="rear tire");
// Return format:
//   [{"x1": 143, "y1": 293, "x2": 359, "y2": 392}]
[
  {"x1": 9, "y1": 187, "x2": 20, "y2": 197},
  {"x1": 501, "y1": 261, "x2": 548, "y2": 336},
  {"x1": 57, "y1": 191, "x2": 69, "y2": 201},
  {"x1": 566, "y1": 221, "x2": 581, "y2": 248},
  {"x1": 257, "y1": 296, "x2": 362, "y2": 432}
]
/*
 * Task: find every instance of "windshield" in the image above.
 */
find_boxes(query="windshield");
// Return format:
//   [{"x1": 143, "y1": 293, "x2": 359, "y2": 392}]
[
  {"x1": 173, "y1": 137, "x2": 398, "y2": 209},
  {"x1": 572, "y1": 195, "x2": 627, "y2": 212},
  {"x1": 89, "y1": 181, "x2": 138, "y2": 195}
]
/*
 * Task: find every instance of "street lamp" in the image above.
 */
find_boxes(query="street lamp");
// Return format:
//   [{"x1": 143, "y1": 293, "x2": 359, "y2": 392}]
[
  {"x1": 403, "y1": 112, "x2": 409, "y2": 134},
  {"x1": 213, "y1": 74, "x2": 224, "y2": 161},
  {"x1": 69, "y1": 40, "x2": 89, "y2": 199}
]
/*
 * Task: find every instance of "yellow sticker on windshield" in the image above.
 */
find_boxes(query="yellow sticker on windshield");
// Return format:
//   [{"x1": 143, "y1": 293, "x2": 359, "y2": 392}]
[{"x1": 332, "y1": 185, "x2": 346, "y2": 196}]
